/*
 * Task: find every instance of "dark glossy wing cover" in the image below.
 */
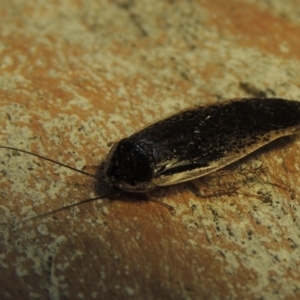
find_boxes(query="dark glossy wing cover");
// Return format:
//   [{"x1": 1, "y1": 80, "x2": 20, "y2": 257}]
[{"x1": 128, "y1": 98, "x2": 300, "y2": 180}]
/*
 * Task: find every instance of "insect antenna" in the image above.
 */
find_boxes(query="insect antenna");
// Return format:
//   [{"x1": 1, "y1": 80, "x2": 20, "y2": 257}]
[
  {"x1": 18, "y1": 195, "x2": 113, "y2": 223},
  {"x1": 0, "y1": 145, "x2": 117, "y2": 222},
  {"x1": 0, "y1": 145, "x2": 97, "y2": 178}
]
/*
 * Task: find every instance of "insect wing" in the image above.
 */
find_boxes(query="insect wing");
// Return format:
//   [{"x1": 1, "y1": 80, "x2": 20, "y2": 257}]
[{"x1": 139, "y1": 98, "x2": 300, "y2": 187}]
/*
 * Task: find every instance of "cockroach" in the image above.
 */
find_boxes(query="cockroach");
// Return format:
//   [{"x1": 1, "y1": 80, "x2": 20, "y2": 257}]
[{"x1": 1, "y1": 98, "x2": 300, "y2": 214}]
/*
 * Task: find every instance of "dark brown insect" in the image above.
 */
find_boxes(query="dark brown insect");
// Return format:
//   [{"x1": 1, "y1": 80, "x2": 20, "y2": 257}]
[
  {"x1": 1, "y1": 98, "x2": 300, "y2": 214},
  {"x1": 102, "y1": 98, "x2": 300, "y2": 191}
]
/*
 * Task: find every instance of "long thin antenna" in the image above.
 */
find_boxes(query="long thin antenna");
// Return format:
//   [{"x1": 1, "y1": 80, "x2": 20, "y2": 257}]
[
  {"x1": 1, "y1": 145, "x2": 118, "y2": 222},
  {"x1": 0, "y1": 145, "x2": 97, "y2": 178},
  {"x1": 19, "y1": 196, "x2": 109, "y2": 223}
]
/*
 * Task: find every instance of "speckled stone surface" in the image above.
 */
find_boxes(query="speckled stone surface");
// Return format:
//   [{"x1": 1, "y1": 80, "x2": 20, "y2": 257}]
[{"x1": 1, "y1": 0, "x2": 300, "y2": 299}]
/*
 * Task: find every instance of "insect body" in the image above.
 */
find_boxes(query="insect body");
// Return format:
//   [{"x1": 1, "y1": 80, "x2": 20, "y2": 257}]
[
  {"x1": 2, "y1": 98, "x2": 300, "y2": 199},
  {"x1": 102, "y1": 98, "x2": 300, "y2": 192}
]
